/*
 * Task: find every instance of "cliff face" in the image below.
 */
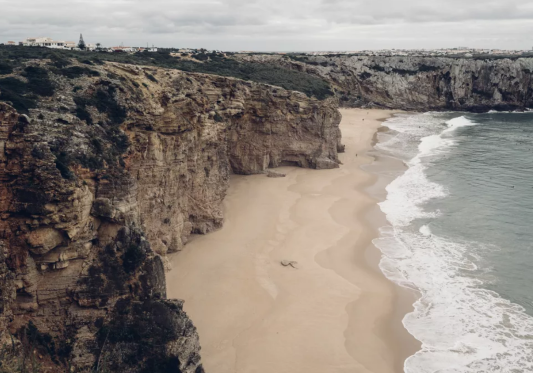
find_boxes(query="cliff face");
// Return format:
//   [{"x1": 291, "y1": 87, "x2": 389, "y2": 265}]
[
  {"x1": 237, "y1": 54, "x2": 533, "y2": 112},
  {"x1": 0, "y1": 61, "x2": 341, "y2": 371}
]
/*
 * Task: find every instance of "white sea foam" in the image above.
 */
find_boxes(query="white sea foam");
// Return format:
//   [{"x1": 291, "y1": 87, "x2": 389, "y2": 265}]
[
  {"x1": 488, "y1": 109, "x2": 533, "y2": 114},
  {"x1": 374, "y1": 113, "x2": 533, "y2": 373},
  {"x1": 419, "y1": 225, "x2": 431, "y2": 237},
  {"x1": 443, "y1": 116, "x2": 478, "y2": 134}
]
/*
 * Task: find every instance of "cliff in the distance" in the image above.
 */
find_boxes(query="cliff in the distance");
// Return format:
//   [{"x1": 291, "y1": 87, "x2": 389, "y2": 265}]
[
  {"x1": 0, "y1": 60, "x2": 341, "y2": 372},
  {"x1": 236, "y1": 54, "x2": 533, "y2": 112}
]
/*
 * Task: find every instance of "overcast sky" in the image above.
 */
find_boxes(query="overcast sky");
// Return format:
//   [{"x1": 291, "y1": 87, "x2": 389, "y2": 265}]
[{"x1": 1, "y1": 0, "x2": 533, "y2": 51}]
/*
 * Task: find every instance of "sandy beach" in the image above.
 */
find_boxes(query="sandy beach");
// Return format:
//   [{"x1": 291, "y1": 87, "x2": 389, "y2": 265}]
[{"x1": 166, "y1": 109, "x2": 420, "y2": 373}]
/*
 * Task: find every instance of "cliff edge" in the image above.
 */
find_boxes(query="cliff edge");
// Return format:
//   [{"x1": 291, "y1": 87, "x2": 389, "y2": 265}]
[
  {"x1": 0, "y1": 60, "x2": 341, "y2": 372},
  {"x1": 236, "y1": 54, "x2": 533, "y2": 112}
]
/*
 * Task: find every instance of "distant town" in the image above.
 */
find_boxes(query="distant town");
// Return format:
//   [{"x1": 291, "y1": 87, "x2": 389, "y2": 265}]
[
  {"x1": 1, "y1": 35, "x2": 533, "y2": 58},
  {"x1": 0, "y1": 35, "x2": 160, "y2": 53},
  {"x1": 304, "y1": 47, "x2": 533, "y2": 57}
]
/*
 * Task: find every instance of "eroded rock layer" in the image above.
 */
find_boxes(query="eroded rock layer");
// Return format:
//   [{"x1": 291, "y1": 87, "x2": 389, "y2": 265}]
[
  {"x1": 0, "y1": 61, "x2": 341, "y2": 372},
  {"x1": 237, "y1": 54, "x2": 533, "y2": 112}
]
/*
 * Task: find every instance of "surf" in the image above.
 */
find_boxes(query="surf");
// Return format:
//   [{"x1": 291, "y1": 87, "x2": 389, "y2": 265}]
[{"x1": 373, "y1": 112, "x2": 533, "y2": 373}]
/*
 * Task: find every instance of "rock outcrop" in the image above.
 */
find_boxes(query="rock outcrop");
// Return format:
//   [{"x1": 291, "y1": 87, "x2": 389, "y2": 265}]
[
  {"x1": 236, "y1": 54, "x2": 533, "y2": 112},
  {"x1": 0, "y1": 60, "x2": 341, "y2": 371}
]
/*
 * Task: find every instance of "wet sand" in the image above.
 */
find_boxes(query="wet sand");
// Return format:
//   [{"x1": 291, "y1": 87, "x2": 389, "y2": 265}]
[{"x1": 167, "y1": 109, "x2": 420, "y2": 373}]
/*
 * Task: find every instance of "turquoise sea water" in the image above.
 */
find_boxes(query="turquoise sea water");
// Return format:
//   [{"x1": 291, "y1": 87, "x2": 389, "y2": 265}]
[{"x1": 375, "y1": 112, "x2": 533, "y2": 372}]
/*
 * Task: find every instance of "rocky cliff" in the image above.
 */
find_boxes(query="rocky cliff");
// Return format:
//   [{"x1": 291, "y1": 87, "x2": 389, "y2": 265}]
[
  {"x1": 0, "y1": 60, "x2": 341, "y2": 372},
  {"x1": 236, "y1": 54, "x2": 533, "y2": 112}
]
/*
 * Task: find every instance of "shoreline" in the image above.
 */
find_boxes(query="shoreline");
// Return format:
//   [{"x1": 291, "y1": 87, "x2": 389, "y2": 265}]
[
  {"x1": 363, "y1": 148, "x2": 422, "y2": 369},
  {"x1": 166, "y1": 109, "x2": 419, "y2": 373}
]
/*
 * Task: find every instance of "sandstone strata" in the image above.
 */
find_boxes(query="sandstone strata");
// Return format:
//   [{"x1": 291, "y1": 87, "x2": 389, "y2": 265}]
[
  {"x1": 0, "y1": 61, "x2": 341, "y2": 371},
  {"x1": 237, "y1": 54, "x2": 533, "y2": 112}
]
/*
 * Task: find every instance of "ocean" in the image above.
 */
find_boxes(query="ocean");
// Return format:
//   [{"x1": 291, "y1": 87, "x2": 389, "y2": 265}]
[{"x1": 374, "y1": 112, "x2": 533, "y2": 372}]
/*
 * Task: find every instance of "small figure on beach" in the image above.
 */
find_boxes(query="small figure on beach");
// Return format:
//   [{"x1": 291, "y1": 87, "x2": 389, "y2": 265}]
[{"x1": 281, "y1": 260, "x2": 298, "y2": 268}]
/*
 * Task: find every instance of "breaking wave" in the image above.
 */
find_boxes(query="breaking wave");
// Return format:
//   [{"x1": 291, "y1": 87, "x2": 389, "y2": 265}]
[{"x1": 373, "y1": 113, "x2": 533, "y2": 372}]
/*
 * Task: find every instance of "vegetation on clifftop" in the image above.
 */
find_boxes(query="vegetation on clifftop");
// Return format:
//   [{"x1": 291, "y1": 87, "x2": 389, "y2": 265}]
[
  {"x1": 0, "y1": 46, "x2": 334, "y2": 100},
  {"x1": 0, "y1": 65, "x2": 55, "y2": 113}
]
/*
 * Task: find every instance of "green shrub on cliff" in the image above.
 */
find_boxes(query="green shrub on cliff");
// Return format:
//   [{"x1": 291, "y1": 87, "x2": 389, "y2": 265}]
[
  {"x1": 56, "y1": 65, "x2": 101, "y2": 79},
  {"x1": 74, "y1": 85, "x2": 127, "y2": 126},
  {"x1": 123, "y1": 243, "x2": 147, "y2": 274},
  {"x1": 49, "y1": 53, "x2": 70, "y2": 68},
  {"x1": 0, "y1": 65, "x2": 55, "y2": 113},
  {"x1": 0, "y1": 60, "x2": 13, "y2": 75},
  {"x1": 145, "y1": 72, "x2": 158, "y2": 82},
  {"x1": 22, "y1": 66, "x2": 55, "y2": 97},
  {"x1": 0, "y1": 77, "x2": 37, "y2": 113}
]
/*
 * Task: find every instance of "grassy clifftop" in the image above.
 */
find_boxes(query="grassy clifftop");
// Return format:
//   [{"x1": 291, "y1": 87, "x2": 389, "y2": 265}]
[{"x1": 0, "y1": 46, "x2": 333, "y2": 100}]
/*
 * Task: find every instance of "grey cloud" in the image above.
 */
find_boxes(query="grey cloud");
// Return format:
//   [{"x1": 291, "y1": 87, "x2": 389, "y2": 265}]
[
  {"x1": 318, "y1": 0, "x2": 533, "y2": 23},
  {"x1": 1, "y1": 0, "x2": 533, "y2": 50}
]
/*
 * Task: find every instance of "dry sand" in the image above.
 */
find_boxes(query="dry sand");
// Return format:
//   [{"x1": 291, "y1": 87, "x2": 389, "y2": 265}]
[{"x1": 167, "y1": 109, "x2": 420, "y2": 373}]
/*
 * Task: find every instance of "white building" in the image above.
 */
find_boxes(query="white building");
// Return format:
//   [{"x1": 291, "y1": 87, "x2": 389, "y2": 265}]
[
  {"x1": 22, "y1": 37, "x2": 81, "y2": 50},
  {"x1": 23, "y1": 37, "x2": 70, "y2": 49},
  {"x1": 111, "y1": 46, "x2": 134, "y2": 52},
  {"x1": 23, "y1": 37, "x2": 62, "y2": 48}
]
